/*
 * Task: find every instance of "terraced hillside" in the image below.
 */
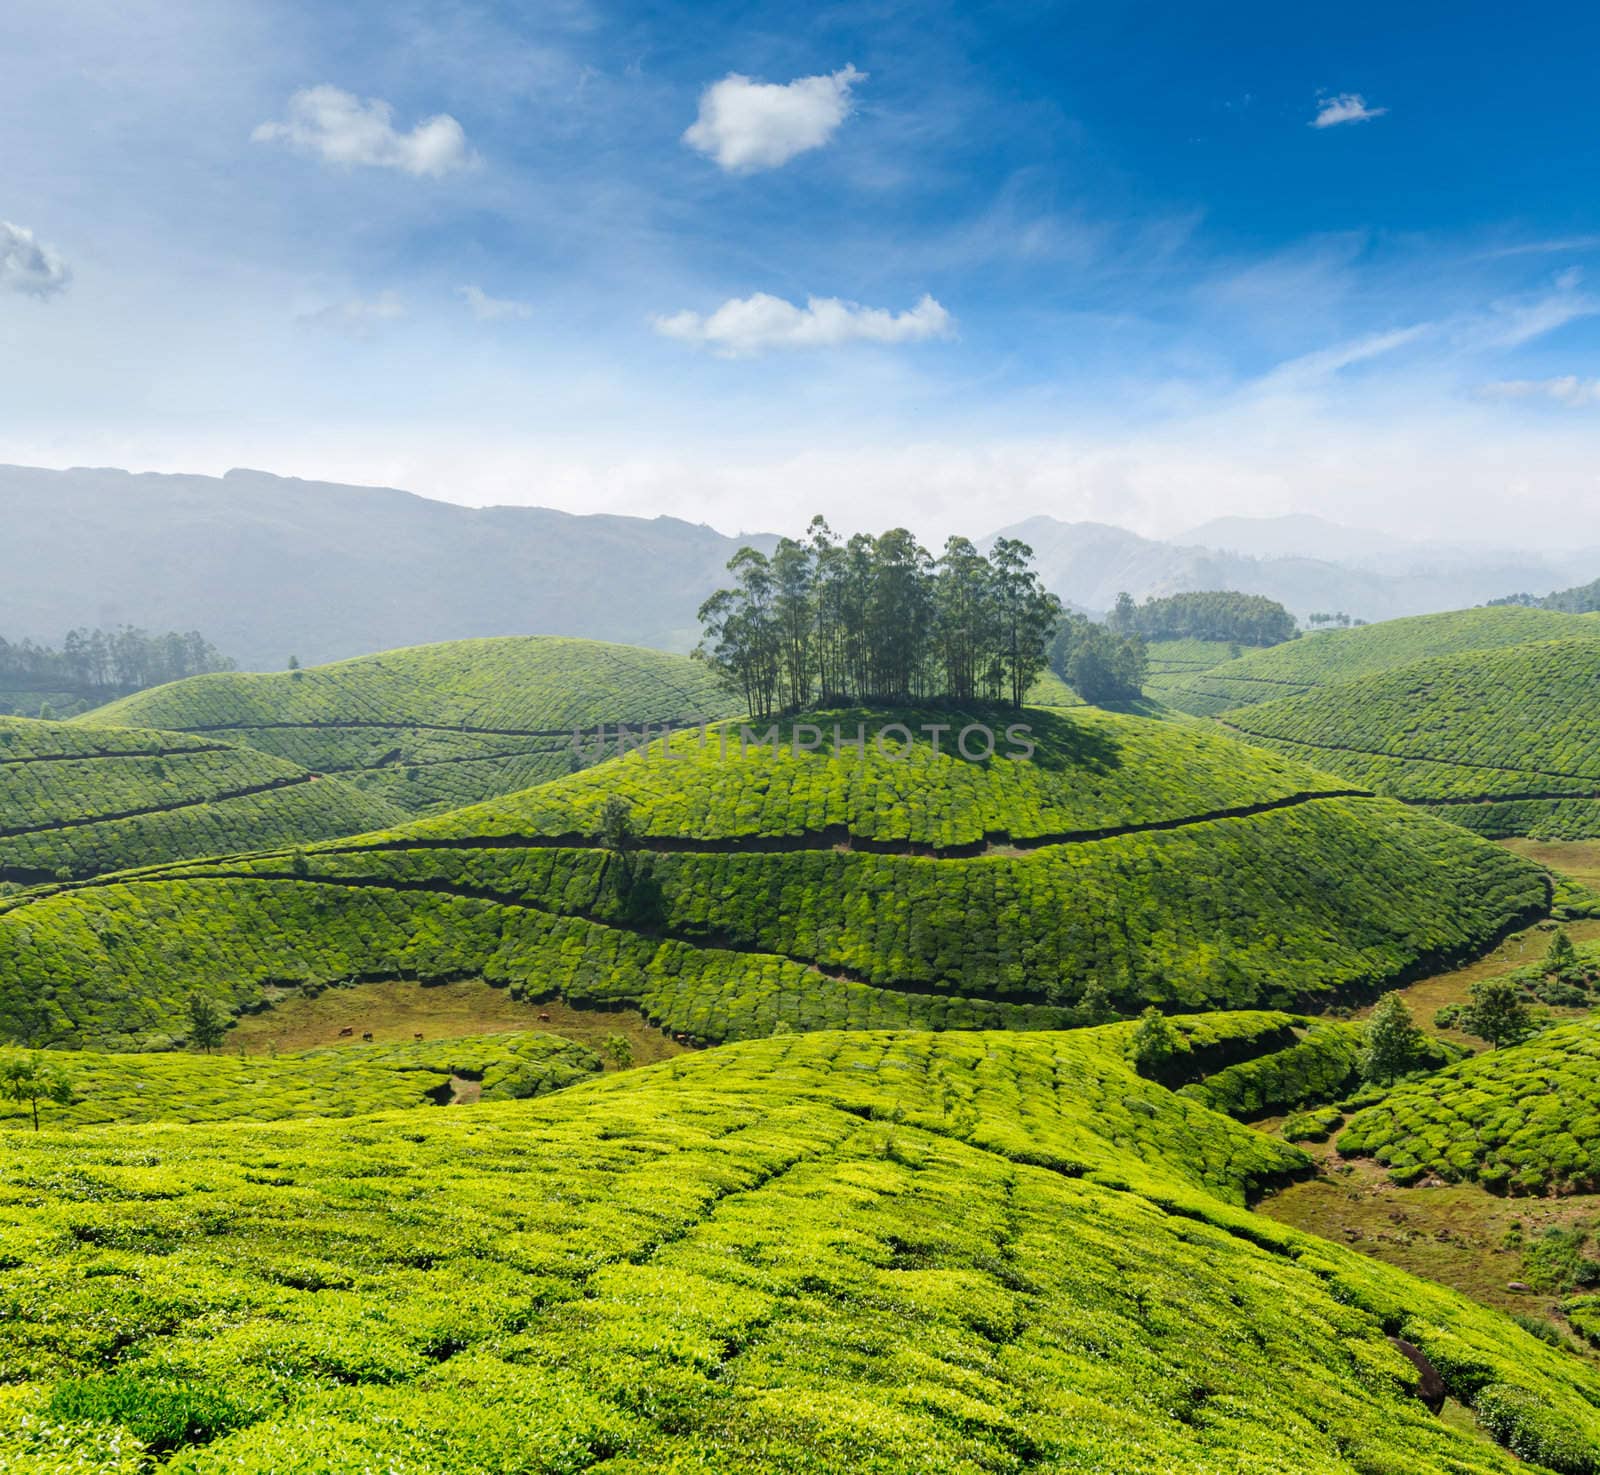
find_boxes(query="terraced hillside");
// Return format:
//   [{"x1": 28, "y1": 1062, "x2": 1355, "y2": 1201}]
[
  {"x1": 1154, "y1": 606, "x2": 1600, "y2": 716},
  {"x1": 1218, "y1": 639, "x2": 1600, "y2": 838},
  {"x1": 6, "y1": 1026, "x2": 1600, "y2": 1473},
  {"x1": 0, "y1": 715, "x2": 401, "y2": 883},
  {"x1": 0, "y1": 1030, "x2": 599, "y2": 1127},
  {"x1": 81, "y1": 636, "x2": 735, "y2": 816},
  {"x1": 1338, "y1": 1019, "x2": 1600, "y2": 1194},
  {"x1": 0, "y1": 707, "x2": 1548, "y2": 1048},
  {"x1": 1141, "y1": 636, "x2": 1248, "y2": 706}
]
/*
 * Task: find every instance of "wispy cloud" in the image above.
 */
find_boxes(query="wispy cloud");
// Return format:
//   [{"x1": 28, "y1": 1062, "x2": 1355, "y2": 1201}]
[
  {"x1": 459, "y1": 285, "x2": 532, "y2": 321},
  {"x1": 253, "y1": 86, "x2": 475, "y2": 177},
  {"x1": 653, "y1": 292, "x2": 952, "y2": 356},
  {"x1": 1481, "y1": 376, "x2": 1600, "y2": 407},
  {"x1": 683, "y1": 66, "x2": 864, "y2": 171},
  {"x1": 1310, "y1": 93, "x2": 1388, "y2": 129},
  {"x1": 297, "y1": 292, "x2": 406, "y2": 338},
  {"x1": 0, "y1": 220, "x2": 70, "y2": 298}
]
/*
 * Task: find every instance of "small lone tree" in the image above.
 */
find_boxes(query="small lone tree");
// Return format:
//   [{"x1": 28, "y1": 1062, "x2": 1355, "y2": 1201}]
[
  {"x1": 0, "y1": 1052, "x2": 73, "y2": 1131},
  {"x1": 1546, "y1": 928, "x2": 1581, "y2": 982},
  {"x1": 1458, "y1": 978, "x2": 1534, "y2": 1050},
  {"x1": 187, "y1": 992, "x2": 226, "y2": 1054},
  {"x1": 602, "y1": 1033, "x2": 634, "y2": 1070},
  {"x1": 1359, "y1": 992, "x2": 1425, "y2": 1084},
  {"x1": 596, "y1": 796, "x2": 639, "y2": 896},
  {"x1": 1129, "y1": 1006, "x2": 1184, "y2": 1078}
]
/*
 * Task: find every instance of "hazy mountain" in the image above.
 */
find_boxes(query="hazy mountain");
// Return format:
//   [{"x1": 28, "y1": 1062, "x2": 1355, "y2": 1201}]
[
  {"x1": 4, "y1": 464, "x2": 1595, "y2": 670},
  {"x1": 990, "y1": 514, "x2": 1597, "y2": 623},
  {"x1": 0, "y1": 464, "x2": 773, "y2": 669}
]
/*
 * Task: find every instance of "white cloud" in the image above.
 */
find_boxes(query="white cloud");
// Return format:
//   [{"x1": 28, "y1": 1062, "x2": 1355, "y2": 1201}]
[
  {"x1": 1310, "y1": 93, "x2": 1387, "y2": 129},
  {"x1": 253, "y1": 86, "x2": 474, "y2": 177},
  {"x1": 0, "y1": 220, "x2": 70, "y2": 298},
  {"x1": 653, "y1": 292, "x2": 952, "y2": 356},
  {"x1": 683, "y1": 66, "x2": 863, "y2": 171},
  {"x1": 297, "y1": 292, "x2": 406, "y2": 338},
  {"x1": 459, "y1": 285, "x2": 532, "y2": 321},
  {"x1": 1481, "y1": 376, "x2": 1600, "y2": 407}
]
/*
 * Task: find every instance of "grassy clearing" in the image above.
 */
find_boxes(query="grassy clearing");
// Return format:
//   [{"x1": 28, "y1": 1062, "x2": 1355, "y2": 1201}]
[{"x1": 224, "y1": 979, "x2": 687, "y2": 1066}]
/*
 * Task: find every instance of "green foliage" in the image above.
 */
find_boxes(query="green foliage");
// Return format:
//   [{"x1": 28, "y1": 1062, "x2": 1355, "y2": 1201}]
[
  {"x1": 602, "y1": 1032, "x2": 634, "y2": 1070},
  {"x1": 1283, "y1": 1104, "x2": 1344, "y2": 1142},
  {"x1": 48, "y1": 1373, "x2": 251, "y2": 1454},
  {"x1": 187, "y1": 992, "x2": 227, "y2": 1054},
  {"x1": 1178, "y1": 1021, "x2": 1364, "y2": 1118},
  {"x1": 0, "y1": 1049, "x2": 73, "y2": 1131},
  {"x1": 1549, "y1": 928, "x2": 1581, "y2": 979},
  {"x1": 0, "y1": 714, "x2": 1546, "y2": 1047},
  {"x1": 1339, "y1": 1019, "x2": 1600, "y2": 1193},
  {"x1": 1360, "y1": 992, "x2": 1426, "y2": 1084},
  {"x1": 0, "y1": 714, "x2": 402, "y2": 881},
  {"x1": 82, "y1": 636, "x2": 734, "y2": 817},
  {"x1": 1049, "y1": 614, "x2": 1147, "y2": 705},
  {"x1": 697, "y1": 521, "x2": 1061, "y2": 715},
  {"x1": 1218, "y1": 637, "x2": 1600, "y2": 837},
  {"x1": 1459, "y1": 978, "x2": 1536, "y2": 1049},
  {"x1": 2, "y1": 1027, "x2": 1599, "y2": 1472},
  {"x1": 1128, "y1": 1006, "x2": 1182, "y2": 1077},
  {"x1": 0, "y1": 1031, "x2": 600, "y2": 1128},
  {"x1": 1155, "y1": 605, "x2": 1600, "y2": 717},
  {"x1": 1112, "y1": 589, "x2": 1296, "y2": 646},
  {"x1": 0, "y1": 624, "x2": 234, "y2": 704}
]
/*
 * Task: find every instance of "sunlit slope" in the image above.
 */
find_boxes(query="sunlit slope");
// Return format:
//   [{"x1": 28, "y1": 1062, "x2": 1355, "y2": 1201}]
[
  {"x1": 0, "y1": 707, "x2": 1546, "y2": 1047},
  {"x1": 0, "y1": 714, "x2": 401, "y2": 882},
  {"x1": 80, "y1": 636, "x2": 735, "y2": 815},
  {"x1": 4, "y1": 1027, "x2": 1600, "y2": 1472},
  {"x1": 1218, "y1": 638, "x2": 1600, "y2": 838},
  {"x1": 1154, "y1": 606, "x2": 1600, "y2": 716},
  {"x1": 1339, "y1": 1018, "x2": 1600, "y2": 1194},
  {"x1": 1142, "y1": 636, "x2": 1254, "y2": 705}
]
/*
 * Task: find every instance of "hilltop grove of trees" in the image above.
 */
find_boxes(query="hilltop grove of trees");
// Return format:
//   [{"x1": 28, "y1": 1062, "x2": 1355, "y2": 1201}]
[
  {"x1": 0, "y1": 627, "x2": 235, "y2": 695},
  {"x1": 1108, "y1": 590, "x2": 1298, "y2": 647},
  {"x1": 1049, "y1": 616, "x2": 1147, "y2": 704},
  {"x1": 696, "y1": 519, "x2": 1062, "y2": 717}
]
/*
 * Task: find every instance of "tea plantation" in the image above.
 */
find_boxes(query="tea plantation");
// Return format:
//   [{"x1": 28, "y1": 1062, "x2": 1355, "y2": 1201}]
[
  {"x1": 0, "y1": 1030, "x2": 599, "y2": 1127},
  {"x1": 0, "y1": 715, "x2": 401, "y2": 883},
  {"x1": 1152, "y1": 607, "x2": 1600, "y2": 717},
  {"x1": 1337, "y1": 1019, "x2": 1600, "y2": 1193},
  {"x1": 81, "y1": 637, "x2": 736, "y2": 816},
  {"x1": 1217, "y1": 639, "x2": 1600, "y2": 838},
  {"x1": 0, "y1": 709, "x2": 1548, "y2": 1047},
  {"x1": 4, "y1": 1027, "x2": 1600, "y2": 1473}
]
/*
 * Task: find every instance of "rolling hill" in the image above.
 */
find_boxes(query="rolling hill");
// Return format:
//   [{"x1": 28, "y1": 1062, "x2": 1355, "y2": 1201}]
[
  {"x1": 0, "y1": 714, "x2": 401, "y2": 883},
  {"x1": 0, "y1": 706, "x2": 1547, "y2": 1048},
  {"x1": 81, "y1": 636, "x2": 736, "y2": 818},
  {"x1": 1150, "y1": 606, "x2": 1600, "y2": 716},
  {"x1": 1215, "y1": 639, "x2": 1600, "y2": 838},
  {"x1": 1337, "y1": 1018, "x2": 1600, "y2": 1194},
  {"x1": 5, "y1": 1024, "x2": 1599, "y2": 1472}
]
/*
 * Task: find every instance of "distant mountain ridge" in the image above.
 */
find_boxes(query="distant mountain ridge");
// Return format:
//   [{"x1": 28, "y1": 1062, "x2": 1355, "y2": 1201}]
[
  {"x1": 2, "y1": 462, "x2": 1595, "y2": 668},
  {"x1": 0, "y1": 464, "x2": 772, "y2": 670},
  {"x1": 992, "y1": 514, "x2": 1597, "y2": 623}
]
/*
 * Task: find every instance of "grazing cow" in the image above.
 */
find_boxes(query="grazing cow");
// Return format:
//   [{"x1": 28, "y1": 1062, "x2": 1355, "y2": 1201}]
[
  {"x1": 337, "y1": 1027, "x2": 354, "y2": 1038},
  {"x1": 362, "y1": 1031, "x2": 373, "y2": 1042},
  {"x1": 413, "y1": 1032, "x2": 424, "y2": 1041},
  {"x1": 537, "y1": 1012, "x2": 551, "y2": 1022}
]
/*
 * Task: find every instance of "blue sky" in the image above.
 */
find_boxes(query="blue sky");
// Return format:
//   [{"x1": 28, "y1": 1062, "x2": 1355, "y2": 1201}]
[{"x1": 3, "y1": 0, "x2": 1599, "y2": 543}]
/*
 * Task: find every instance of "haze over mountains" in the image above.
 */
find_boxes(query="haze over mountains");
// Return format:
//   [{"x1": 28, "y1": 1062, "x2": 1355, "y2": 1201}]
[{"x1": 4, "y1": 462, "x2": 1594, "y2": 670}]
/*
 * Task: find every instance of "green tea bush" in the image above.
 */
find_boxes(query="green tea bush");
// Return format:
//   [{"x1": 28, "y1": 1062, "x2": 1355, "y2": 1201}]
[
  {"x1": 1154, "y1": 606, "x2": 1600, "y2": 717},
  {"x1": 1, "y1": 1026, "x2": 1598, "y2": 1472},
  {"x1": 1338, "y1": 1020, "x2": 1600, "y2": 1192},
  {"x1": 0, "y1": 715, "x2": 401, "y2": 880},
  {"x1": 1219, "y1": 637, "x2": 1600, "y2": 837},
  {"x1": 83, "y1": 636, "x2": 735, "y2": 816}
]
